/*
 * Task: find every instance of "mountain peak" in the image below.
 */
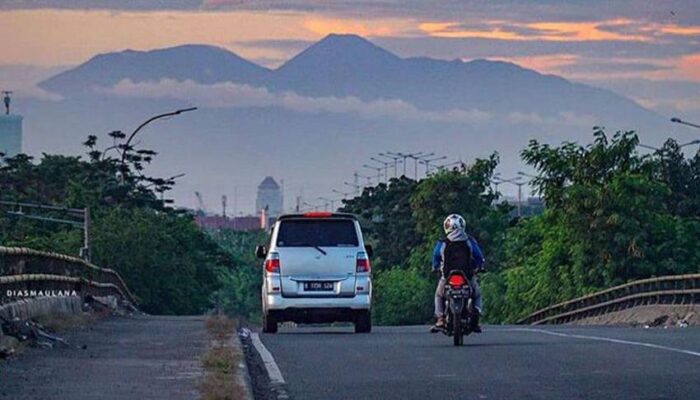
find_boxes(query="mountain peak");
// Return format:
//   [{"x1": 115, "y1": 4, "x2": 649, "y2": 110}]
[
  {"x1": 276, "y1": 33, "x2": 400, "y2": 74},
  {"x1": 39, "y1": 44, "x2": 269, "y2": 96}
]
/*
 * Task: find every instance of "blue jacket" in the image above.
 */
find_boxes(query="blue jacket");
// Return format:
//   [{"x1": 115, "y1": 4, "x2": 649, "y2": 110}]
[{"x1": 431, "y1": 236, "x2": 484, "y2": 272}]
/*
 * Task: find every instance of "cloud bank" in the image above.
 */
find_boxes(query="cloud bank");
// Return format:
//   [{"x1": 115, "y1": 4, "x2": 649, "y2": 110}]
[
  {"x1": 99, "y1": 79, "x2": 493, "y2": 124},
  {"x1": 98, "y1": 78, "x2": 600, "y2": 128}
]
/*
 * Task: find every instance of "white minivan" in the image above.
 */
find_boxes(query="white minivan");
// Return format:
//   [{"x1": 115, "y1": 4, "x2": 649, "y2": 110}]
[{"x1": 256, "y1": 212, "x2": 373, "y2": 333}]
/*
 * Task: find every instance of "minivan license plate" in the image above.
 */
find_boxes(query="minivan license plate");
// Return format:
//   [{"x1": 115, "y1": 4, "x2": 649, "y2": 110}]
[{"x1": 303, "y1": 281, "x2": 334, "y2": 291}]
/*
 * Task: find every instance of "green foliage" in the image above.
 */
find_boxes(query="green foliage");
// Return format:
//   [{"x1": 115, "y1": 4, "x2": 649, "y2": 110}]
[
  {"x1": 341, "y1": 157, "x2": 511, "y2": 325},
  {"x1": 340, "y1": 177, "x2": 421, "y2": 270},
  {"x1": 372, "y1": 267, "x2": 434, "y2": 325},
  {"x1": 91, "y1": 208, "x2": 224, "y2": 314},
  {"x1": 489, "y1": 129, "x2": 700, "y2": 323},
  {"x1": 4, "y1": 127, "x2": 697, "y2": 323},
  {"x1": 0, "y1": 135, "x2": 232, "y2": 315},
  {"x1": 208, "y1": 229, "x2": 267, "y2": 321}
]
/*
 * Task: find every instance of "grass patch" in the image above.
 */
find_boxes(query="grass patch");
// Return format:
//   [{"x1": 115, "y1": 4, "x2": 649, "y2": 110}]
[
  {"x1": 205, "y1": 315, "x2": 237, "y2": 342},
  {"x1": 199, "y1": 315, "x2": 246, "y2": 400},
  {"x1": 199, "y1": 371, "x2": 246, "y2": 400},
  {"x1": 201, "y1": 345, "x2": 240, "y2": 375}
]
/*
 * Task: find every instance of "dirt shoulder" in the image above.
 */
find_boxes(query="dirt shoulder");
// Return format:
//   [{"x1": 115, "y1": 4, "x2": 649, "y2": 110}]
[
  {"x1": 572, "y1": 304, "x2": 699, "y2": 327},
  {"x1": 0, "y1": 315, "x2": 209, "y2": 400}
]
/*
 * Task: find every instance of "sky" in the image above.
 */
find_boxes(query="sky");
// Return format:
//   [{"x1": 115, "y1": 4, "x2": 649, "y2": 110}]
[
  {"x1": 0, "y1": 0, "x2": 698, "y2": 115},
  {"x1": 0, "y1": 0, "x2": 698, "y2": 211}
]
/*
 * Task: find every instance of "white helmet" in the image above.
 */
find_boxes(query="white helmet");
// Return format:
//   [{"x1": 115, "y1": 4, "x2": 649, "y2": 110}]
[{"x1": 443, "y1": 214, "x2": 466, "y2": 235}]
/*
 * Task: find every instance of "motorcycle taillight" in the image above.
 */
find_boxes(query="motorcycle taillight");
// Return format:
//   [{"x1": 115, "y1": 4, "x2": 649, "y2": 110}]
[{"x1": 447, "y1": 274, "x2": 467, "y2": 287}]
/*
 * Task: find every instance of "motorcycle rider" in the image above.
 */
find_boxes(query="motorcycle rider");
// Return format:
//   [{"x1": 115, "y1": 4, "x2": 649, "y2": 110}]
[{"x1": 431, "y1": 214, "x2": 484, "y2": 333}]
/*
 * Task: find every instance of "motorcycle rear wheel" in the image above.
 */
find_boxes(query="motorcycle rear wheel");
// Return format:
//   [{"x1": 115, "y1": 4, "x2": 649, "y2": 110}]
[{"x1": 452, "y1": 314, "x2": 463, "y2": 346}]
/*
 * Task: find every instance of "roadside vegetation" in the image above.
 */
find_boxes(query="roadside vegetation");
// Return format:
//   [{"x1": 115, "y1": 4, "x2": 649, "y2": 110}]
[
  {"x1": 342, "y1": 129, "x2": 700, "y2": 324},
  {"x1": 0, "y1": 133, "x2": 234, "y2": 315},
  {"x1": 199, "y1": 315, "x2": 245, "y2": 400},
  {"x1": 2, "y1": 128, "x2": 698, "y2": 324}
]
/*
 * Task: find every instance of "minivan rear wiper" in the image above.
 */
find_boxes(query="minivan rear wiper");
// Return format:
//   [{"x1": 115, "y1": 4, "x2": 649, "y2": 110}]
[
  {"x1": 293, "y1": 242, "x2": 327, "y2": 255},
  {"x1": 312, "y1": 245, "x2": 327, "y2": 256}
]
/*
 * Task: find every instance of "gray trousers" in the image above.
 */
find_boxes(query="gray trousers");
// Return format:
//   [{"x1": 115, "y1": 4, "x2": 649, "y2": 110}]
[{"x1": 434, "y1": 275, "x2": 482, "y2": 317}]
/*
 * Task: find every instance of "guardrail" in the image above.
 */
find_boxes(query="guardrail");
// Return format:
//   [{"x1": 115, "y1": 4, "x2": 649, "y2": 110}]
[
  {"x1": 517, "y1": 274, "x2": 700, "y2": 325},
  {"x1": 0, "y1": 246, "x2": 137, "y2": 306}
]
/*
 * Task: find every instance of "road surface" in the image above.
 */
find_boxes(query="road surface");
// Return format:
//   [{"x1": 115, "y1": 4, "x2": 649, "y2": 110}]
[
  {"x1": 255, "y1": 325, "x2": 700, "y2": 400},
  {"x1": 0, "y1": 315, "x2": 208, "y2": 400}
]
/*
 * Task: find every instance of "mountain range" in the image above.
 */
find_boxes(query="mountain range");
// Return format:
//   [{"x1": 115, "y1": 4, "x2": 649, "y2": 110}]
[
  {"x1": 40, "y1": 34, "x2": 658, "y2": 125},
  {"x1": 22, "y1": 34, "x2": 667, "y2": 211}
]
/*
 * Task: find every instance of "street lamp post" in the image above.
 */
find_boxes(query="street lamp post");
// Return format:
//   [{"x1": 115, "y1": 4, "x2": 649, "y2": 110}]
[
  {"x1": 671, "y1": 117, "x2": 700, "y2": 130},
  {"x1": 120, "y1": 107, "x2": 197, "y2": 169},
  {"x1": 369, "y1": 157, "x2": 392, "y2": 182},
  {"x1": 386, "y1": 151, "x2": 423, "y2": 177},
  {"x1": 408, "y1": 152, "x2": 432, "y2": 180},
  {"x1": 378, "y1": 153, "x2": 403, "y2": 178},
  {"x1": 493, "y1": 176, "x2": 526, "y2": 217},
  {"x1": 362, "y1": 164, "x2": 383, "y2": 182},
  {"x1": 419, "y1": 155, "x2": 447, "y2": 176},
  {"x1": 318, "y1": 197, "x2": 335, "y2": 211},
  {"x1": 332, "y1": 189, "x2": 352, "y2": 200},
  {"x1": 639, "y1": 140, "x2": 700, "y2": 152},
  {"x1": 435, "y1": 160, "x2": 463, "y2": 173}
]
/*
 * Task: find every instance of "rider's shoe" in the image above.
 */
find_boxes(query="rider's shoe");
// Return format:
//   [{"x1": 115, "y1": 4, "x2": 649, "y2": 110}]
[
  {"x1": 430, "y1": 316, "x2": 446, "y2": 333},
  {"x1": 471, "y1": 314, "x2": 482, "y2": 333}
]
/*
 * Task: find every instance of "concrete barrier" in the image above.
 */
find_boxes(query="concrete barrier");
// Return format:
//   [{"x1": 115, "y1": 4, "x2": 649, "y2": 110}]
[{"x1": 0, "y1": 296, "x2": 82, "y2": 322}]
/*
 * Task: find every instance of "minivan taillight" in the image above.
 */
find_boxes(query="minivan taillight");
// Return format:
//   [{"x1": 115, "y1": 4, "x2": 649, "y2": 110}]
[
  {"x1": 265, "y1": 253, "x2": 280, "y2": 273},
  {"x1": 356, "y1": 252, "x2": 370, "y2": 273}
]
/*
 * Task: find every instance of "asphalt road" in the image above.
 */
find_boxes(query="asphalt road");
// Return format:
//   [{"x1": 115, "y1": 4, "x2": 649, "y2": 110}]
[
  {"x1": 258, "y1": 325, "x2": 700, "y2": 400},
  {"x1": 0, "y1": 315, "x2": 208, "y2": 400}
]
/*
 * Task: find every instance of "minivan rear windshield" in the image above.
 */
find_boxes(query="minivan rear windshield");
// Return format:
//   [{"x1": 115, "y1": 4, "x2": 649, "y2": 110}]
[{"x1": 276, "y1": 219, "x2": 358, "y2": 247}]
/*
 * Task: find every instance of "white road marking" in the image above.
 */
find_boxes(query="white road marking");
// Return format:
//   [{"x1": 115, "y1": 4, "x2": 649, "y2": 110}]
[
  {"x1": 251, "y1": 333, "x2": 286, "y2": 385},
  {"x1": 513, "y1": 328, "x2": 700, "y2": 358}
]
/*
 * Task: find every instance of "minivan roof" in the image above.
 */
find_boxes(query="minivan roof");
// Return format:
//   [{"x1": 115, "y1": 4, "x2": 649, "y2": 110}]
[{"x1": 277, "y1": 212, "x2": 358, "y2": 221}]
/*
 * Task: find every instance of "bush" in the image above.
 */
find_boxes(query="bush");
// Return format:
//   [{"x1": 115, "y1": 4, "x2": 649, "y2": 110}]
[{"x1": 372, "y1": 267, "x2": 435, "y2": 325}]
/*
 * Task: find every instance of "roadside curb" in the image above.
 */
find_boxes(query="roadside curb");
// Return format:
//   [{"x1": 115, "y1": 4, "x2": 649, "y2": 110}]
[
  {"x1": 233, "y1": 334, "x2": 256, "y2": 400},
  {"x1": 241, "y1": 330, "x2": 291, "y2": 400}
]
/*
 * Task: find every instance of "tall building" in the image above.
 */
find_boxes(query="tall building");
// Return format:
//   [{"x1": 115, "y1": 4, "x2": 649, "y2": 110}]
[
  {"x1": 0, "y1": 92, "x2": 22, "y2": 157},
  {"x1": 256, "y1": 176, "x2": 283, "y2": 219}
]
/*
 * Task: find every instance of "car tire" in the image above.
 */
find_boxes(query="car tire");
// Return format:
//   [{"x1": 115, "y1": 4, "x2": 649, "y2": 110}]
[
  {"x1": 262, "y1": 312, "x2": 278, "y2": 334},
  {"x1": 354, "y1": 311, "x2": 372, "y2": 333}
]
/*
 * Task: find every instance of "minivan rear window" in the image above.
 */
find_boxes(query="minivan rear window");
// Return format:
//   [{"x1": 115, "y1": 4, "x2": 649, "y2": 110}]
[{"x1": 276, "y1": 219, "x2": 358, "y2": 247}]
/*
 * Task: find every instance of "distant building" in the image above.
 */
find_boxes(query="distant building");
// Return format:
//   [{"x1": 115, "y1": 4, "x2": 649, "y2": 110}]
[
  {"x1": 0, "y1": 92, "x2": 22, "y2": 157},
  {"x1": 256, "y1": 176, "x2": 283, "y2": 219}
]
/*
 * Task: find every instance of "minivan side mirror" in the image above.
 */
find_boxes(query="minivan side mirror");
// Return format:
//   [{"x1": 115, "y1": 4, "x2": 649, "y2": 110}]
[
  {"x1": 364, "y1": 244, "x2": 374, "y2": 258},
  {"x1": 255, "y1": 245, "x2": 267, "y2": 259}
]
